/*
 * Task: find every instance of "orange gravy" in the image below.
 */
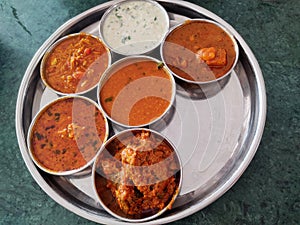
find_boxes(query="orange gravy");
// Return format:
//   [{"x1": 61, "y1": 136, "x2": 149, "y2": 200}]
[
  {"x1": 30, "y1": 97, "x2": 107, "y2": 172},
  {"x1": 163, "y1": 20, "x2": 236, "y2": 82},
  {"x1": 100, "y1": 60, "x2": 172, "y2": 126},
  {"x1": 43, "y1": 33, "x2": 109, "y2": 93}
]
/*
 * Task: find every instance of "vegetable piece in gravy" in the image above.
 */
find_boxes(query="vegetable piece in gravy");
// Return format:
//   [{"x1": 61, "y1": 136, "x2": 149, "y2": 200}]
[
  {"x1": 30, "y1": 97, "x2": 107, "y2": 173},
  {"x1": 42, "y1": 33, "x2": 109, "y2": 94},
  {"x1": 100, "y1": 60, "x2": 173, "y2": 126},
  {"x1": 94, "y1": 130, "x2": 181, "y2": 218},
  {"x1": 162, "y1": 20, "x2": 237, "y2": 82}
]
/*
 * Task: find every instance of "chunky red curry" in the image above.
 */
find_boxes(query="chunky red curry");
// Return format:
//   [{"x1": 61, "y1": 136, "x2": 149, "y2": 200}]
[
  {"x1": 94, "y1": 130, "x2": 180, "y2": 218},
  {"x1": 162, "y1": 20, "x2": 237, "y2": 82},
  {"x1": 42, "y1": 33, "x2": 109, "y2": 94}
]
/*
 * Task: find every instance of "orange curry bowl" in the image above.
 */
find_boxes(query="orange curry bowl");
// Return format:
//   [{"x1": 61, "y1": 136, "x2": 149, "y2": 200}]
[
  {"x1": 40, "y1": 33, "x2": 111, "y2": 95},
  {"x1": 97, "y1": 55, "x2": 176, "y2": 128},
  {"x1": 27, "y1": 96, "x2": 109, "y2": 176},
  {"x1": 92, "y1": 128, "x2": 182, "y2": 222},
  {"x1": 161, "y1": 19, "x2": 239, "y2": 84}
]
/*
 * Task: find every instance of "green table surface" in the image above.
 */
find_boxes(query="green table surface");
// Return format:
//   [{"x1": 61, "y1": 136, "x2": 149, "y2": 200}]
[{"x1": 1, "y1": 0, "x2": 299, "y2": 224}]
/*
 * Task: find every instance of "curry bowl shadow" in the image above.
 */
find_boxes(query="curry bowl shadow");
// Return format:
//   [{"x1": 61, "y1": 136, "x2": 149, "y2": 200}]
[{"x1": 175, "y1": 73, "x2": 231, "y2": 100}]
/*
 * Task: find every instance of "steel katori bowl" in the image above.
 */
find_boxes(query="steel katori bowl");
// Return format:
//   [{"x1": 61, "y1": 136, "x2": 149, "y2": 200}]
[
  {"x1": 92, "y1": 128, "x2": 182, "y2": 222},
  {"x1": 160, "y1": 18, "x2": 239, "y2": 85},
  {"x1": 99, "y1": 0, "x2": 169, "y2": 56},
  {"x1": 40, "y1": 33, "x2": 111, "y2": 96},
  {"x1": 97, "y1": 55, "x2": 176, "y2": 129},
  {"x1": 27, "y1": 95, "x2": 109, "y2": 176}
]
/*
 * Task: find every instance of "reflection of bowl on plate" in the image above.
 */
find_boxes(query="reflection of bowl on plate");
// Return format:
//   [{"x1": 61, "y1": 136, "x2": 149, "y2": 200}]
[
  {"x1": 27, "y1": 96, "x2": 109, "y2": 176},
  {"x1": 40, "y1": 33, "x2": 111, "y2": 95},
  {"x1": 97, "y1": 55, "x2": 176, "y2": 128},
  {"x1": 92, "y1": 128, "x2": 182, "y2": 222},
  {"x1": 175, "y1": 72, "x2": 232, "y2": 100},
  {"x1": 161, "y1": 19, "x2": 239, "y2": 85},
  {"x1": 99, "y1": 0, "x2": 169, "y2": 56}
]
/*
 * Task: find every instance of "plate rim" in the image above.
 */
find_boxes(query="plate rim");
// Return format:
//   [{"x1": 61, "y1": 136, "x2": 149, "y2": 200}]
[{"x1": 15, "y1": 0, "x2": 267, "y2": 224}]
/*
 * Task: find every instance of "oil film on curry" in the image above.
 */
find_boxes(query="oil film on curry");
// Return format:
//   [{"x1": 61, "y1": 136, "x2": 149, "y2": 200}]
[{"x1": 26, "y1": 0, "x2": 239, "y2": 222}]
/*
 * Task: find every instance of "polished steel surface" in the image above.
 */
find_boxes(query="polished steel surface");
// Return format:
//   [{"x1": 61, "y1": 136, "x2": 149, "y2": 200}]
[{"x1": 15, "y1": 0, "x2": 266, "y2": 224}]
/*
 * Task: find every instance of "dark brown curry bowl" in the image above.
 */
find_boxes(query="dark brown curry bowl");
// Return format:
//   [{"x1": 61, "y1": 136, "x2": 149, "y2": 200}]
[
  {"x1": 27, "y1": 95, "x2": 109, "y2": 176},
  {"x1": 99, "y1": 0, "x2": 169, "y2": 56},
  {"x1": 40, "y1": 33, "x2": 111, "y2": 96},
  {"x1": 92, "y1": 128, "x2": 182, "y2": 222},
  {"x1": 160, "y1": 19, "x2": 239, "y2": 85},
  {"x1": 97, "y1": 55, "x2": 176, "y2": 129}
]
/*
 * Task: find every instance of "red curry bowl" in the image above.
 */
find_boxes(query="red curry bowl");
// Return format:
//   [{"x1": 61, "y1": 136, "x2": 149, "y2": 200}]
[
  {"x1": 27, "y1": 95, "x2": 109, "y2": 176},
  {"x1": 160, "y1": 19, "x2": 239, "y2": 85},
  {"x1": 40, "y1": 33, "x2": 111, "y2": 95}
]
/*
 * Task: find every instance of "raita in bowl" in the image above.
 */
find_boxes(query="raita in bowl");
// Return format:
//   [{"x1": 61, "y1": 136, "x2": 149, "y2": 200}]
[{"x1": 99, "y1": 0, "x2": 169, "y2": 56}]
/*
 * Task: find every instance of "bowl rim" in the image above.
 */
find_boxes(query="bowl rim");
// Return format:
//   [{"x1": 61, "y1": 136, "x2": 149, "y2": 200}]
[
  {"x1": 160, "y1": 18, "x2": 240, "y2": 85},
  {"x1": 98, "y1": 0, "x2": 170, "y2": 56},
  {"x1": 26, "y1": 95, "x2": 109, "y2": 176},
  {"x1": 92, "y1": 127, "x2": 183, "y2": 222},
  {"x1": 97, "y1": 54, "x2": 176, "y2": 129},
  {"x1": 40, "y1": 32, "x2": 112, "y2": 95}
]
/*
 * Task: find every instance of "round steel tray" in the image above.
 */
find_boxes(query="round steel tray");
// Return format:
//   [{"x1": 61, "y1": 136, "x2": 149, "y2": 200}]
[{"x1": 15, "y1": 0, "x2": 266, "y2": 224}]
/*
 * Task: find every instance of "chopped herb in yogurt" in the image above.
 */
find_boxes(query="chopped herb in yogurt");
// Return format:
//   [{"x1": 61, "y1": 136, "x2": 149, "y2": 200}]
[{"x1": 121, "y1": 36, "x2": 131, "y2": 44}]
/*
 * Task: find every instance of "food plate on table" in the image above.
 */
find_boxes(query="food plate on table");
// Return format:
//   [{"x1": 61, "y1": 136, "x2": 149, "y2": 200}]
[{"x1": 16, "y1": 0, "x2": 266, "y2": 224}]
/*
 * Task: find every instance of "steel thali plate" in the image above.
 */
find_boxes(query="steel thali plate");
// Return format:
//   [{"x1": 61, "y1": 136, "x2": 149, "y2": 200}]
[{"x1": 15, "y1": 0, "x2": 266, "y2": 224}]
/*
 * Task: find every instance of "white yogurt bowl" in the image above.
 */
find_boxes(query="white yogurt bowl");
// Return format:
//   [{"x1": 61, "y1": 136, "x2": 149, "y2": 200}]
[{"x1": 99, "y1": 0, "x2": 169, "y2": 56}]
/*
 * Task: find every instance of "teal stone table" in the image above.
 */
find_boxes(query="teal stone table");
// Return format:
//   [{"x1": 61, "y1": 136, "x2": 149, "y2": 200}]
[{"x1": 1, "y1": 0, "x2": 299, "y2": 224}]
